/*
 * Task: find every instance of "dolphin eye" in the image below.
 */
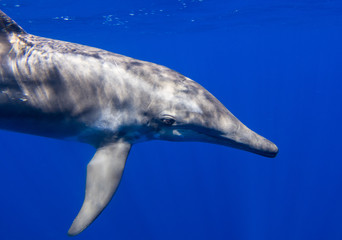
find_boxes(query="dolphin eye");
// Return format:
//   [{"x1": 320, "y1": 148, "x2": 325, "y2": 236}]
[{"x1": 160, "y1": 117, "x2": 175, "y2": 126}]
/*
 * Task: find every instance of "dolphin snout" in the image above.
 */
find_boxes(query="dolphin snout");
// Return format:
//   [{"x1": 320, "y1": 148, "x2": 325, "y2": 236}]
[
  {"x1": 227, "y1": 123, "x2": 278, "y2": 158},
  {"x1": 247, "y1": 132, "x2": 278, "y2": 158}
]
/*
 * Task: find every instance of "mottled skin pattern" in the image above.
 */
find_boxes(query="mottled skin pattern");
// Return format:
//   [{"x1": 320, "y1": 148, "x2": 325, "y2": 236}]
[
  {"x1": 0, "y1": 10, "x2": 278, "y2": 236},
  {"x1": 1, "y1": 32, "x2": 227, "y2": 145}
]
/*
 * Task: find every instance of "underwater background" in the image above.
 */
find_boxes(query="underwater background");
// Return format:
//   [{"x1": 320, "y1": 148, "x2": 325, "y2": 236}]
[{"x1": 0, "y1": 0, "x2": 342, "y2": 239}]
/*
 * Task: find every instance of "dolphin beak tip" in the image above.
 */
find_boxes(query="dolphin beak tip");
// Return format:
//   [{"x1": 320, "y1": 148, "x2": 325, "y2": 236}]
[{"x1": 263, "y1": 142, "x2": 279, "y2": 158}]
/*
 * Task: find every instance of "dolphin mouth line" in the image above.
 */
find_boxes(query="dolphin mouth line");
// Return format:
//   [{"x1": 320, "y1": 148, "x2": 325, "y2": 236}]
[
  {"x1": 197, "y1": 129, "x2": 279, "y2": 158},
  {"x1": 210, "y1": 135, "x2": 278, "y2": 158},
  {"x1": 170, "y1": 125, "x2": 278, "y2": 158}
]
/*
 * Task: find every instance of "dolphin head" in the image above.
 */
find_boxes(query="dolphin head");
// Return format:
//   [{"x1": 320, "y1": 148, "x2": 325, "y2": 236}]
[{"x1": 145, "y1": 75, "x2": 278, "y2": 158}]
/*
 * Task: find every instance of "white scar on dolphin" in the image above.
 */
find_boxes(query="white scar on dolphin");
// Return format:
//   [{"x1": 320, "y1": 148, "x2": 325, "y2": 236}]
[{"x1": 0, "y1": 10, "x2": 278, "y2": 235}]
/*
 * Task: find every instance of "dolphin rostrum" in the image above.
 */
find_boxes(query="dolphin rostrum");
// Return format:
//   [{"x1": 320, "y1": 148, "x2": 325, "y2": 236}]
[{"x1": 0, "y1": 10, "x2": 278, "y2": 235}]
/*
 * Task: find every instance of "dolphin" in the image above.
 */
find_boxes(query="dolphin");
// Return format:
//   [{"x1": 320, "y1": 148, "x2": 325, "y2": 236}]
[{"x1": 0, "y1": 10, "x2": 278, "y2": 235}]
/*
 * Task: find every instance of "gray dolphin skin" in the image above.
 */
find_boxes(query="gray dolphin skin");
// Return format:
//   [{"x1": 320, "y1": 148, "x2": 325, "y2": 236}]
[{"x1": 0, "y1": 10, "x2": 278, "y2": 235}]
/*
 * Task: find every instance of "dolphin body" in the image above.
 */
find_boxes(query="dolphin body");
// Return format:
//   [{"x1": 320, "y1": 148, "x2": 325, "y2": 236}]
[{"x1": 0, "y1": 10, "x2": 278, "y2": 235}]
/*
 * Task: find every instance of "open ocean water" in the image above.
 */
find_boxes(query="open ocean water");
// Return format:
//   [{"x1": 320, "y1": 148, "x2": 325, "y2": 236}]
[{"x1": 0, "y1": 0, "x2": 342, "y2": 239}]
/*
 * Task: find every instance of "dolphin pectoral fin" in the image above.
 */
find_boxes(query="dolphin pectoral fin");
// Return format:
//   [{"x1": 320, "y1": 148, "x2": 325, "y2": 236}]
[{"x1": 68, "y1": 140, "x2": 131, "y2": 236}]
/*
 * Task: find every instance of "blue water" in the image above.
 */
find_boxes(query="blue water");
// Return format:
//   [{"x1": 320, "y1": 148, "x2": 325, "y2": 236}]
[{"x1": 1, "y1": 0, "x2": 342, "y2": 239}]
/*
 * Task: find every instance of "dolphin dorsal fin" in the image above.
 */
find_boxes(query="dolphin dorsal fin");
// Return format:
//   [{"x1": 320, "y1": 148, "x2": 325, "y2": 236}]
[
  {"x1": 68, "y1": 140, "x2": 132, "y2": 236},
  {"x1": 0, "y1": 10, "x2": 26, "y2": 34}
]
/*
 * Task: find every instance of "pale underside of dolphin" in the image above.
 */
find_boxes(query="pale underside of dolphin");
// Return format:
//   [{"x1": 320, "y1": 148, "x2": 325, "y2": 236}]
[{"x1": 0, "y1": 10, "x2": 278, "y2": 236}]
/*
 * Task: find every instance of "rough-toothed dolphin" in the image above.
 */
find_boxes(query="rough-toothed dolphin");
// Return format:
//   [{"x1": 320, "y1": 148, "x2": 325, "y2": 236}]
[{"x1": 0, "y1": 10, "x2": 278, "y2": 235}]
